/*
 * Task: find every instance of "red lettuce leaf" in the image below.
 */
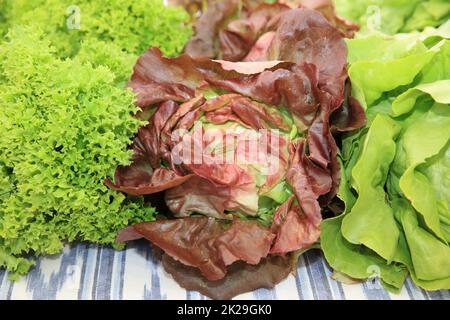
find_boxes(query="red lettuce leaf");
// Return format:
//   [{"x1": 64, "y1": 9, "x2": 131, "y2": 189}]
[
  {"x1": 165, "y1": 177, "x2": 231, "y2": 219},
  {"x1": 128, "y1": 48, "x2": 204, "y2": 108},
  {"x1": 219, "y1": 3, "x2": 290, "y2": 61},
  {"x1": 117, "y1": 217, "x2": 275, "y2": 281},
  {"x1": 228, "y1": 96, "x2": 290, "y2": 131},
  {"x1": 105, "y1": 167, "x2": 194, "y2": 196},
  {"x1": 132, "y1": 100, "x2": 178, "y2": 168},
  {"x1": 162, "y1": 253, "x2": 292, "y2": 300},
  {"x1": 128, "y1": 47, "x2": 291, "y2": 110},
  {"x1": 270, "y1": 196, "x2": 320, "y2": 254},
  {"x1": 291, "y1": 0, "x2": 359, "y2": 37},
  {"x1": 265, "y1": 8, "x2": 348, "y2": 102},
  {"x1": 207, "y1": 63, "x2": 320, "y2": 127},
  {"x1": 330, "y1": 83, "x2": 366, "y2": 133},
  {"x1": 184, "y1": 0, "x2": 239, "y2": 59},
  {"x1": 286, "y1": 139, "x2": 331, "y2": 224},
  {"x1": 244, "y1": 31, "x2": 276, "y2": 62}
]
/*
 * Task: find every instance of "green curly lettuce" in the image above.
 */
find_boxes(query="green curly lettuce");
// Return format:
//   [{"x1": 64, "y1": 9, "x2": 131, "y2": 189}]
[
  {"x1": 75, "y1": 39, "x2": 137, "y2": 88},
  {"x1": 0, "y1": 0, "x2": 192, "y2": 85},
  {"x1": 0, "y1": 0, "x2": 191, "y2": 57},
  {"x1": 0, "y1": 27, "x2": 156, "y2": 278}
]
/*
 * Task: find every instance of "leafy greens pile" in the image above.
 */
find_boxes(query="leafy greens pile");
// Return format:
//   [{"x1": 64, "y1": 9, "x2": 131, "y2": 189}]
[
  {"x1": 1, "y1": 0, "x2": 449, "y2": 299},
  {"x1": 321, "y1": 22, "x2": 450, "y2": 291},
  {"x1": 0, "y1": 0, "x2": 192, "y2": 278}
]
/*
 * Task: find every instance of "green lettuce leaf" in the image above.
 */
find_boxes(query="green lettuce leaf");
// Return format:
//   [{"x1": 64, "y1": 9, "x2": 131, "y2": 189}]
[
  {"x1": 392, "y1": 40, "x2": 450, "y2": 115},
  {"x1": 419, "y1": 144, "x2": 450, "y2": 211},
  {"x1": 348, "y1": 40, "x2": 438, "y2": 108},
  {"x1": 392, "y1": 80, "x2": 450, "y2": 115},
  {"x1": 321, "y1": 215, "x2": 408, "y2": 291},
  {"x1": 321, "y1": 155, "x2": 407, "y2": 292},
  {"x1": 397, "y1": 104, "x2": 450, "y2": 242},
  {"x1": 392, "y1": 199, "x2": 450, "y2": 289},
  {"x1": 335, "y1": 0, "x2": 450, "y2": 35},
  {"x1": 341, "y1": 114, "x2": 401, "y2": 261}
]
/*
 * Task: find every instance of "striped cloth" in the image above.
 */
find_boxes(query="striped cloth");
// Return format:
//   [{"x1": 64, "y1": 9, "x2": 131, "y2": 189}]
[{"x1": 1, "y1": 240, "x2": 448, "y2": 300}]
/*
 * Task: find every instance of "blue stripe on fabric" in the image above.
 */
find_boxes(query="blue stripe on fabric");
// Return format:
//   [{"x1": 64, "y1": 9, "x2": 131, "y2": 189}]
[
  {"x1": 420, "y1": 287, "x2": 431, "y2": 300},
  {"x1": 0, "y1": 269, "x2": 6, "y2": 299},
  {"x1": 0, "y1": 272, "x2": 13, "y2": 300},
  {"x1": 119, "y1": 248, "x2": 126, "y2": 300},
  {"x1": 405, "y1": 278, "x2": 430, "y2": 300},
  {"x1": 26, "y1": 258, "x2": 48, "y2": 299},
  {"x1": 137, "y1": 240, "x2": 159, "y2": 300},
  {"x1": 303, "y1": 250, "x2": 333, "y2": 300},
  {"x1": 294, "y1": 268, "x2": 304, "y2": 299},
  {"x1": 425, "y1": 290, "x2": 442, "y2": 300},
  {"x1": 295, "y1": 255, "x2": 314, "y2": 299},
  {"x1": 27, "y1": 244, "x2": 80, "y2": 299},
  {"x1": 362, "y1": 281, "x2": 391, "y2": 300},
  {"x1": 303, "y1": 255, "x2": 317, "y2": 299},
  {"x1": 319, "y1": 253, "x2": 345, "y2": 300},
  {"x1": 91, "y1": 245, "x2": 102, "y2": 299},
  {"x1": 136, "y1": 239, "x2": 151, "y2": 256},
  {"x1": 404, "y1": 278, "x2": 419, "y2": 300},
  {"x1": 80, "y1": 244, "x2": 99, "y2": 300},
  {"x1": 422, "y1": 291, "x2": 431, "y2": 300},
  {"x1": 111, "y1": 249, "x2": 125, "y2": 300},
  {"x1": 253, "y1": 287, "x2": 277, "y2": 300},
  {"x1": 334, "y1": 279, "x2": 346, "y2": 300},
  {"x1": 77, "y1": 243, "x2": 90, "y2": 300},
  {"x1": 152, "y1": 244, "x2": 164, "y2": 300},
  {"x1": 0, "y1": 272, "x2": 7, "y2": 300},
  {"x1": 440, "y1": 290, "x2": 450, "y2": 300},
  {"x1": 6, "y1": 278, "x2": 13, "y2": 299},
  {"x1": 143, "y1": 244, "x2": 162, "y2": 300},
  {"x1": 92, "y1": 246, "x2": 115, "y2": 300}
]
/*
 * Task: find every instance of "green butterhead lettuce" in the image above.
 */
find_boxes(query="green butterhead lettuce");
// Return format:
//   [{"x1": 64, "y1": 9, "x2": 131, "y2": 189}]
[
  {"x1": 335, "y1": 0, "x2": 450, "y2": 35},
  {"x1": 321, "y1": 24, "x2": 450, "y2": 291}
]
